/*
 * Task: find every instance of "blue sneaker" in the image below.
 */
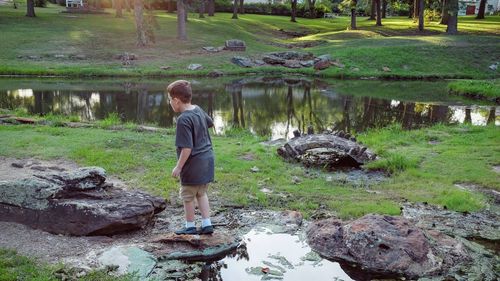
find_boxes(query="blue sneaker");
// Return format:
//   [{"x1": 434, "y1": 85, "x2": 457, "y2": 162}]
[
  {"x1": 199, "y1": 225, "x2": 214, "y2": 235},
  {"x1": 175, "y1": 227, "x2": 198, "y2": 235}
]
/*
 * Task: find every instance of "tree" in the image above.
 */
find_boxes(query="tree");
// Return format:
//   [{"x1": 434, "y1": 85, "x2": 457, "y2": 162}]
[
  {"x1": 413, "y1": 0, "x2": 419, "y2": 18},
  {"x1": 115, "y1": 0, "x2": 123, "y2": 17},
  {"x1": 207, "y1": 0, "x2": 215, "y2": 16},
  {"x1": 291, "y1": 0, "x2": 297, "y2": 22},
  {"x1": 126, "y1": 0, "x2": 131, "y2": 12},
  {"x1": 350, "y1": 0, "x2": 357, "y2": 29},
  {"x1": 177, "y1": 0, "x2": 187, "y2": 39},
  {"x1": 134, "y1": 0, "x2": 150, "y2": 45},
  {"x1": 369, "y1": 0, "x2": 376, "y2": 20},
  {"x1": 418, "y1": 0, "x2": 424, "y2": 31},
  {"x1": 375, "y1": 0, "x2": 382, "y2": 25},
  {"x1": 476, "y1": 0, "x2": 487, "y2": 19},
  {"x1": 446, "y1": 0, "x2": 458, "y2": 34},
  {"x1": 306, "y1": 0, "x2": 316, "y2": 18},
  {"x1": 382, "y1": 0, "x2": 386, "y2": 18},
  {"x1": 239, "y1": 0, "x2": 244, "y2": 14},
  {"x1": 199, "y1": 0, "x2": 205, "y2": 18},
  {"x1": 26, "y1": 0, "x2": 36, "y2": 17},
  {"x1": 232, "y1": 0, "x2": 238, "y2": 19},
  {"x1": 440, "y1": 0, "x2": 449, "y2": 24}
]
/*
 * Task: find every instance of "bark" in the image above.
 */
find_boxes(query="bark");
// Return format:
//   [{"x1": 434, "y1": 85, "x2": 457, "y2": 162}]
[
  {"x1": 418, "y1": 0, "x2": 424, "y2": 31},
  {"x1": 476, "y1": 0, "x2": 487, "y2": 19},
  {"x1": 134, "y1": 0, "x2": 149, "y2": 46},
  {"x1": 409, "y1": 0, "x2": 413, "y2": 18},
  {"x1": 26, "y1": 0, "x2": 35, "y2": 17},
  {"x1": 126, "y1": 0, "x2": 131, "y2": 12},
  {"x1": 446, "y1": 0, "x2": 458, "y2": 34},
  {"x1": 440, "y1": 0, "x2": 449, "y2": 24},
  {"x1": 291, "y1": 0, "x2": 297, "y2": 22},
  {"x1": 350, "y1": 0, "x2": 357, "y2": 30},
  {"x1": 116, "y1": 0, "x2": 123, "y2": 17},
  {"x1": 413, "y1": 0, "x2": 419, "y2": 18},
  {"x1": 13, "y1": 0, "x2": 17, "y2": 8},
  {"x1": 375, "y1": 0, "x2": 382, "y2": 26},
  {"x1": 232, "y1": 0, "x2": 238, "y2": 19},
  {"x1": 239, "y1": 0, "x2": 244, "y2": 14},
  {"x1": 307, "y1": 0, "x2": 316, "y2": 18},
  {"x1": 177, "y1": 0, "x2": 187, "y2": 39},
  {"x1": 208, "y1": 0, "x2": 214, "y2": 16},
  {"x1": 199, "y1": 0, "x2": 205, "y2": 18},
  {"x1": 369, "y1": 0, "x2": 376, "y2": 20},
  {"x1": 382, "y1": 0, "x2": 386, "y2": 18},
  {"x1": 167, "y1": 0, "x2": 175, "y2": 13}
]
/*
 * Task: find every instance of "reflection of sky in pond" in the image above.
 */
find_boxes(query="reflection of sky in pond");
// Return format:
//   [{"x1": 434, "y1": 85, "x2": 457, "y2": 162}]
[
  {"x1": 1, "y1": 79, "x2": 498, "y2": 139},
  {"x1": 220, "y1": 226, "x2": 353, "y2": 281}
]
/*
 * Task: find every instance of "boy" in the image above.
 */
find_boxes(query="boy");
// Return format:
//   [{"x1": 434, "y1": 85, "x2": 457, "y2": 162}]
[{"x1": 167, "y1": 80, "x2": 215, "y2": 235}]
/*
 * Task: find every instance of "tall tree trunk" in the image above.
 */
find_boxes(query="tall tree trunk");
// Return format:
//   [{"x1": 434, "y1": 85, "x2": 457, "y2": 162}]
[
  {"x1": 116, "y1": 0, "x2": 123, "y2": 17},
  {"x1": 199, "y1": 0, "x2": 205, "y2": 18},
  {"x1": 369, "y1": 0, "x2": 376, "y2": 20},
  {"x1": 382, "y1": 0, "x2": 386, "y2": 18},
  {"x1": 446, "y1": 0, "x2": 458, "y2": 34},
  {"x1": 413, "y1": 0, "x2": 419, "y2": 18},
  {"x1": 440, "y1": 0, "x2": 449, "y2": 24},
  {"x1": 487, "y1": 107, "x2": 496, "y2": 125},
  {"x1": 476, "y1": 0, "x2": 486, "y2": 19},
  {"x1": 418, "y1": 0, "x2": 424, "y2": 31},
  {"x1": 126, "y1": 0, "x2": 131, "y2": 12},
  {"x1": 177, "y1": 0, "x2": 187, "y2": 39},
  {"x1": 26, "y1": 0, "x2": 35, "y2": 17},
  {"x1": 307, "y1": 0, "x2": 316, "y2": 18},
  {"x1": 351, "y1": 8, "x2": 357, "y2": 29},
  {"x1": 167, "y1": 0, "x2": 175, "y2": 13},
  {"x1": 239, "y1": 0, "x2": 244, "y2": 14},
  {"x1": 232, "y1": 0, "x2": 238, "y2": 19},
  {"x1": 409, "y1": 0, "x2": 413, "y2": 18},
  {"x1": 208, "y1": 0, "x2": 214, "y2": 15},
  {"x1": 350, "y1": 0, "x2": 357, "y2": 29},
  {"x1": 375, "y1": 0, "x2": 382, "y2": 25},
  {"x1": 291, "y1": 0, "x2": 297, "y2": 22},
  {"x1": 134, "y1": 0, "x2": 149, "y2": 46}
]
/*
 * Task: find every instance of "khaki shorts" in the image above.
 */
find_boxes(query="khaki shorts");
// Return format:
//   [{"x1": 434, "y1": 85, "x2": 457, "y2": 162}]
[{"x1": 180, "y1": 184, "x2": 208, "y2": 202}]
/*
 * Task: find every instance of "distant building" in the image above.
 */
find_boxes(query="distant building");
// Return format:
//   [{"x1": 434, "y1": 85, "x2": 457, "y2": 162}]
[{"x1": 458, "y1": 0, "x2": 500, "y2": 16}]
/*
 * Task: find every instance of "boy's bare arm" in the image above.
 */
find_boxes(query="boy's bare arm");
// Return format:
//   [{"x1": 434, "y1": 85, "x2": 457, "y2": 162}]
[{"x1": 172, "y1": 148, "x2": 192, "y2": 178}]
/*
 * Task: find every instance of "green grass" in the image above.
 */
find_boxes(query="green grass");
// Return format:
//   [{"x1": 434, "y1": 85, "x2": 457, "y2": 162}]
[
  {"x1": 448, "y1": 79, "x2": 500, "y2": 102},
  {"x1": 0, "y1": 249, "x2": 136, "y2": 281},
  {"x1": 0, "y1": 3, "x2": 498, "y2": 79},
  {"x1": 0, "y1": 119, "x2": 498, "y2": 218}
]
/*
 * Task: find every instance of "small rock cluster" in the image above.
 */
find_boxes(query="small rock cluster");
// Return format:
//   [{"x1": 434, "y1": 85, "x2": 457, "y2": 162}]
[{"x1": 231, "y1": 51, "x2": 343, "y2": 71}]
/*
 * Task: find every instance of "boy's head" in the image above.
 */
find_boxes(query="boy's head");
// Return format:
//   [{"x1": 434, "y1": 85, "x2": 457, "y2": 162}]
[{"x1": 167, "y1": 80, "x2": 192, "y2": 104}]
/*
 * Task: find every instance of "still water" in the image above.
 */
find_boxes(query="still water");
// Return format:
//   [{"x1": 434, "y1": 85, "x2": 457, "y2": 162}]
[{"x1": 0, "y1": 77, "x2": 498, "y2": 139}]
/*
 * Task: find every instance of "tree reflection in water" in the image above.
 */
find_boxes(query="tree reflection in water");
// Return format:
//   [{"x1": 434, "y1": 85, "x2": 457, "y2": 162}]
[{"x1": 0, "y1": 78, "x2": 497, "y2": 139}]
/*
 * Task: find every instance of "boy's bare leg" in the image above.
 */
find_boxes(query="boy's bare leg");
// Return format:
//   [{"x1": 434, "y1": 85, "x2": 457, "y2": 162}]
[
  {"x1": 197, "y1": 193, "x2": 210, "y2": 219},
  {"x1": 184, "y1": 200, "x2": 196, "y2": 222}
]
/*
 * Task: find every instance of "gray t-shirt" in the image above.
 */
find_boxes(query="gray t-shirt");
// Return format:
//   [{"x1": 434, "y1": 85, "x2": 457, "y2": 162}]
[{"x1": 175, "y1": 106, "x2": 214, "y2": 185}]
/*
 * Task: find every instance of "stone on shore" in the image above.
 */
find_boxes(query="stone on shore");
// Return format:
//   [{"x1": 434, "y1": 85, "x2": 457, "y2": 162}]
[{"x1": 0, "y1": 167, "x2": 166, "y2": 236}]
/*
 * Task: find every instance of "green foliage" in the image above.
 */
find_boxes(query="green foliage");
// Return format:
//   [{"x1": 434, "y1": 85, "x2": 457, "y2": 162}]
[
  {"x1": 365, "y1": 152, "x2": 419, "y2": 174},
  {"x1": 424, "y1": 9, "x2": 441, "y2": 21},
  {"x1": 97, "y1": 112, "x2": 122, "y2": 128},
  {"x1": 448, "y1": 79, "x2": 500, "y2": 101}
]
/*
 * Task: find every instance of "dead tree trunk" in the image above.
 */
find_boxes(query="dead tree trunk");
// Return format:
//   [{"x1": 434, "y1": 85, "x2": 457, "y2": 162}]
[
  {"x1": 26, "y1": 0, "x2": 36, "y2": 17},
  {"x1": 476, "y1": 0, "x2": 487, "y2": 19},
  {"x1": 232, "y1": 0, "x2": 238, "y2": 19}
]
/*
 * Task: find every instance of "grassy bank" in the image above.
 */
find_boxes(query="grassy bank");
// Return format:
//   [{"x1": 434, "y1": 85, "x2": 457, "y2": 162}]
[
  {"x1": 0, "y1": 249, "x2": 134, "y2": 281},
  {"x1": 0, "y1": 3, "x2": 499, "y2": 79},
  {"x1": 0, "y1": 114, "x2": 498, "y2": 218},
  {"x1": 448, "y1": 79, "x2": 500, "y2": 103}
]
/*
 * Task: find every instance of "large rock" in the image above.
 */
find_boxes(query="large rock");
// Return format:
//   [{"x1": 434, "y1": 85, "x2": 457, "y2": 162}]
[
  {"x1": 277, "y1": 133, "x2": 377, "y2": 169},
  {"x1": 224, "y1": 39, "x2": 246, "y2": 51},
  {"x1": 306, "y1": 215, "x2": 469, "y2": 279},
  {"x1": 231, "y1": 56, "x2": 254, "y2": 68},
  {"x1": 0, "y1": 167, "x2": 166, "y2": 236},
  {"x1": 266, "y1": 51, "x2": 314, "y2": 61}
]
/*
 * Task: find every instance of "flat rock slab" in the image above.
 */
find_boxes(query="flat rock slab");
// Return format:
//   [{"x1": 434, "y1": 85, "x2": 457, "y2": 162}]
[
  {"x1": 306, "y1": 214, "x2": 469, "y2": 279},
  {"x1": 150, "y1": 232, "x2": 240, "y2": 262},
  {"x1": 0, "y1": 166, "x2": 166, "y2": 236}
]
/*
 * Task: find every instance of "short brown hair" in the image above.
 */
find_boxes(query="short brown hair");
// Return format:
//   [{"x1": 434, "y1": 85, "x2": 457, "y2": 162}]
[{"x1": 167, "y1": 80, "x2": 192, "y2": 103}]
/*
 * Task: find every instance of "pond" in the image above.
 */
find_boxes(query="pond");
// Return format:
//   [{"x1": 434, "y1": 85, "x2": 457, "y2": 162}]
[{"x1": 0, "y1": 77, "x2": 498, "y2": 139}]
